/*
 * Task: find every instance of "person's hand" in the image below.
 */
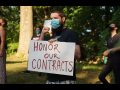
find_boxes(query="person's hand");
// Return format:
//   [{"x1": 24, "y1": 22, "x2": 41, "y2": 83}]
[
  {"x1": 102, "y1": 56, "x2": 104, "y2": 61},
  {"x1": 41, "y1": 27, "x2": 50, "y2": 34},
  {"x1": 0, "y1": 50, "x2": 3, "y2": 57},
  {"x1": 48, "y1": 39, "x2": 57, "y2": 43},
  {"x1": 103, "y1": 49, "x2": 110, "y2": 56}
]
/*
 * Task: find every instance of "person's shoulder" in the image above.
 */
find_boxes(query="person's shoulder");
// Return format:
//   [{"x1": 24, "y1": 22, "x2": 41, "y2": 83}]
[
  {"x1": 117, "y1": 33, "x2": 120, "y2": 36},
  {"x1": 0, "y1": 27, "x2": 5, "y2": 31},
  {"x1": 32, "y1": 35, "x2": 37, "y2": 37},
  {"x1": 0, "y1": 27, "x2": 6, "y2": 34},
  {"x1": 106, "y1": 36, "x2": 110, "y2": 41},
  {"x1": 117, "y1": 33, "x2": 120, "y2": 38},
  {"x1": 31, "y1": 35, "x2": 37, "y2": 39},
  {"x1": 64, "y1": 28, "x2": 77, "y2": 33},
  {"x1": 64, "y1": 28, "x2": 74, "y2": 31}
]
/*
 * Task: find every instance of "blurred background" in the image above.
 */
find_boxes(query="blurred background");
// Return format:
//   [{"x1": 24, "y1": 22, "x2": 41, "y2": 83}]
[{"x1": 1, "y1": 6, "x2": 120, "y2": 63}]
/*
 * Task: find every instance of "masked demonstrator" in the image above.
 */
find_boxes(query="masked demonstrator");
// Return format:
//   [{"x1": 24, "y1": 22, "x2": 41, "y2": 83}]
[
  {"x1": 99, "y1": 23, "x2": 120, "y2": 84},
  {"x1": 40, "y1": 9, "x2": 81, "y2": 84}
]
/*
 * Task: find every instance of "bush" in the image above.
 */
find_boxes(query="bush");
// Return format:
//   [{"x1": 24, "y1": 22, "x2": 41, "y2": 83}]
[{"x1": 6, "y1": 42, "x2": 19, "y2": 54}]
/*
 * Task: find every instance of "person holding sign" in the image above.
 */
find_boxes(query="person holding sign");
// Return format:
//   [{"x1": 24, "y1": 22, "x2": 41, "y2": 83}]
[
  {"x1": 99, "y1": 23, "x2": 120, "y2": 84},
  {"x1": 40, "y1": 9, "x2": 81, "y2": 84},
  {"x1": 22, "y1": 27, "x2": 47, "y2": 76}
]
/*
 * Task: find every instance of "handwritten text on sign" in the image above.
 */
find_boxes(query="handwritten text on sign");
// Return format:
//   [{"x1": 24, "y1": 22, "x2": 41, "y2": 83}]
[{"x1": 28, "y1": 40, "x2": 75, "y2": 76}]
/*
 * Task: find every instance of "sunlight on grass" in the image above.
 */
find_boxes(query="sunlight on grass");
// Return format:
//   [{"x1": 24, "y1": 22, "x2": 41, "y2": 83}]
[
  {"x1": 76, "y1": 63, "x2": 115, "y2": 84},
  {"x1": 6, "y1": 56, "x2": 47, "y2": 84},
  {"x1": 82, "y1": 64, "x2": 103, "y2": 71},
  {"x1": 76, "y1": 72, "x2": 88, "y2": 78},
  {"x1": 6, "y1": 57, "x2": 115, "y2": 84}
]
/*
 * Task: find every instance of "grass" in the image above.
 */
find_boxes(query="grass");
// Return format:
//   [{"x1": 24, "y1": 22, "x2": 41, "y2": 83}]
[
  {"x1": 6, "y1": 56, "x2": 47, "y2": 84},
  {"x1": 6, "y1": 56, "x2": 115, "y2": 84},
  {"x1": 76, "y1": 63, "x2": 114, "y2": 84}
]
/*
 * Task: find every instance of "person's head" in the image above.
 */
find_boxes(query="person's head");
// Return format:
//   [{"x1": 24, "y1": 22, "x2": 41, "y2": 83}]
[
  {"x1": 0, "y1": 17, "x2": 7, "y2": 27},
  {"x1": 50, "y1": 9, "x2": 66, "y2": 35},
  {"x1": 35, "y1": 27, "x2": 41, "y2": 35},
  {"x1": 109, "y1": 23, "x2": 118, "y2": 33}
]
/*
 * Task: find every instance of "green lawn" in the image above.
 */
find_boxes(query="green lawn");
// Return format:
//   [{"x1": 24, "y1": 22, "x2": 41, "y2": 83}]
[{"x1": 6, "y1": 56, "x2": 115, "y2": 84}]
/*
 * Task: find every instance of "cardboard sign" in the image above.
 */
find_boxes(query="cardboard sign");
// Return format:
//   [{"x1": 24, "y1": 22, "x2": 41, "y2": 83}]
[
  {"x1": 44, "y1": 20, "x2": 52, "y2": 33},
  {"x1": 28, "y1": 40, "x2": 75, "y2": 76}
]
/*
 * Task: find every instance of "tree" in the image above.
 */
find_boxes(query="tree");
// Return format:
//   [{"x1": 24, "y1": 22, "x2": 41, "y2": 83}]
[
  {"x1": 71, "y1": 6, "x2": 110, "y2": 61},
  {"x1": 1, "y1": 6, "x2": 118, "y2": 62},
  {"x1": 0, "y1": 6, "x2": 20, "y2": 53},
  {"x1": 16, "y1": 6, "x2": 33, "y2": 59}
]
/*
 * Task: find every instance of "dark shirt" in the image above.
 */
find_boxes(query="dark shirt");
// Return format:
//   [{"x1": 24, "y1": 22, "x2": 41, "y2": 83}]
[
  {"x1": 46, "y1": 28, "x2": 80, "y2": 82},
  {"x1": 31, "y1": 35, "x2": 47, "y2": 40},
  {"x1": 107, "y1": 33, "x2": 120, "y2": 62}
]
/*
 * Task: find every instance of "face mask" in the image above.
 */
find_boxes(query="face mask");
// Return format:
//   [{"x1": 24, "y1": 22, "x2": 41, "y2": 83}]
[
  {"x1": 35, "y1": 30, "x2": 40, "y2": 34},
  {"x1": 109, "y1": 26, "x2": 114, "y2": 32},
  {"x1": 51, "y1": 19, "x2": 60, "y2": 29}
]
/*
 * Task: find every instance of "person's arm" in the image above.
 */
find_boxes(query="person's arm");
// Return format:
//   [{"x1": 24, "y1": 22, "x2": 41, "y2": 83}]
[
  {"x1": 110, "y1": 46, "x2": 120, "y2": 52},
  {"x1": 67, "y1": 30, "x2": 81, "y2": 60},
  {"x1": 109, "y1": 37, "x2": 120, "y2": 52},
  {"x1": 103, "y1": 47, "x2": 120, "y2": 56},
  {"x1": 40, "y1": 27, "x2": 50, "y2": 40},
  {"x1": 75, "y1": 44, "x2": 81, "y2": 60},
  {"x1": 103, "y1": 39, "x2": 120, "y2": 56},
  {"x1": 0, "y1": 28, "x2": 6, "y2": 57}
]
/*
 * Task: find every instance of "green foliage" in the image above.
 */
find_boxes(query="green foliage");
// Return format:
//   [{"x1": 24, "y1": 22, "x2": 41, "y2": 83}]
[
  {"x1": 7, "y1": 42, "x2": 19, "y2": 54},
  {"x1": 98, "y1": 28, "x2": 110, "y2": 60},
  {"x1": 0, "y1": 6, "x2": 20, "y2": 54},
  {"x1": 1, "y1": 6, "x2": 120, "y2": 62},
  {"x1": 97, "y1": 6, "x2": 120, "y2": 61}
]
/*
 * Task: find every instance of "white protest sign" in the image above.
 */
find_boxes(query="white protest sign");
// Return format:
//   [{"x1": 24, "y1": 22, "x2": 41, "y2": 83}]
[
  {"x1": 44, "y1": 20, "x2": 52, "y2": 32},
  {"x1": 28, "y1": 40, "x2": 75, "y2": 76}
]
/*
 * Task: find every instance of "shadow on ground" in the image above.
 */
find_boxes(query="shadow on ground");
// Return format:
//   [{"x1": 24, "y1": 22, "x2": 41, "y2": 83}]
[
  {"x1": 6, "y1": 67, "x2": 47, "y2": 84},
  {"x1": 6, "y1": 61, "x2": 115, "y2": 84},
  {"x1": 75, "y1": 63, "x2": 115, "y2": 84},
  {"x1": 6, "y1": 61, "x2": 26, "y2": 64}
]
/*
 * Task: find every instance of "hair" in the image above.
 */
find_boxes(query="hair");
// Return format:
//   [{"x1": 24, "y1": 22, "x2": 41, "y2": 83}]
[
  {"x1": 50, "y1": 9, "x2": 66, "y2": 24},
  {"x1": 111, "y1": 22, "x2": 119, "y2": 30},
  {"x1": 0, "y1": 17, "x2": 7, "y2": 27}
]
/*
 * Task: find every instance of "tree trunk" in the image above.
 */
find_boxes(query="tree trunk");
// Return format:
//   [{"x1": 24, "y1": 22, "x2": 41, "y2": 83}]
[{"x1": 16, "y1": 6, "x2": 33, "y2": 59}]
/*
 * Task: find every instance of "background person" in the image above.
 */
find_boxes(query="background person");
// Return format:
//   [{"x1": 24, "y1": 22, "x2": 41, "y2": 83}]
[
  {"x1": 22, "y1": 27, "x2": 47, "y2": 76},
  {"x1": 99, "y1": 23, "x2": 120, "y2": 84},
  {"x1": 40, "y1": 9, "x2": 81, "y2": 84},
  {"x1": 0, "y1": 17, "x2": 7, "y2": 84}
]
